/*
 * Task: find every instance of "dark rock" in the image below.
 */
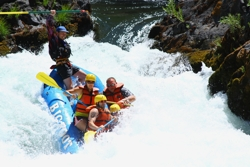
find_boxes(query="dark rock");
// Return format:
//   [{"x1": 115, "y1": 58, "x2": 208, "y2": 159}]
[
  {"x1": 148, "y1": 25, "x2": 162, "y2": 39},
  {"x1": 0, "y1": 0, "x2": 15, "y2": 6},
  {"x1": 0, "y1": 1, "x2": 94, "y2": 56}
]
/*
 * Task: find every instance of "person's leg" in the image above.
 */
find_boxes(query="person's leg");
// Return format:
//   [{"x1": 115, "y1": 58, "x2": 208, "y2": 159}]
[
  {"x1": 57, "y1": 63, "x2": 73, "y2": 89},
  {"x1": 75, "y1": 117, "x2": 88, "y2": 132}
]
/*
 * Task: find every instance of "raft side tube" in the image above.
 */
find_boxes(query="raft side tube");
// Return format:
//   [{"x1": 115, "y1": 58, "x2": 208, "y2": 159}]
[{"x1": 42, "y1": 86, "x2": 83, "y2": 153}]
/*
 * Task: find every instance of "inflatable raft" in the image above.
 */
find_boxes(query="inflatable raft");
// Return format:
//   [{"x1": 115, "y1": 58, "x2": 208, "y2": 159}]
[{"x1": 40, "y1": 65, "x2": 104, "y2": 154}]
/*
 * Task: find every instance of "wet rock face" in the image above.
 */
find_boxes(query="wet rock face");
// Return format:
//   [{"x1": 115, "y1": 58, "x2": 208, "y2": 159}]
[
  {"x1": 226, "y1": 42, "x2": 250, "y2": 120},
  {"x1": 0, "y1": 0, "x2": 15, "y2": 6},
  {"x1": 207, "y1": 40, "x2": 250, "y2": 120},
  {"x1": 149, "y1": 0, "x2": 230, "y2": 54},
  {"x1": 0, "y1": 0, "x2": 94, "y2": 55}
]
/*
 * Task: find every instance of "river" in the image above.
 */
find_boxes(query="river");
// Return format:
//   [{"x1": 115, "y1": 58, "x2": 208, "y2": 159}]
[{"x1": 1, "y1": 1, "x2": 250, "y2": 166}]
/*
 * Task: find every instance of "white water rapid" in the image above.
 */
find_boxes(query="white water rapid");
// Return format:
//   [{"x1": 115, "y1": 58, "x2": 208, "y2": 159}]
[{"x1": 1, "y1": 32, "x2": 250, "y2": 166}]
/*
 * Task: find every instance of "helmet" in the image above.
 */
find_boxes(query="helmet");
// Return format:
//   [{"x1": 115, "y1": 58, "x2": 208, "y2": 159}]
[
  {"x1": 94, "y1": 94, "x2": 107, "y2": 103},
  {"x1": 85, "y1": 74, "x2": 96, "y2": 82},
  {"x1": 110, "y1": 104, "x2": 120, "y2": 113},
  {"x1": 56, "y1": 26, "x2": 69, "y2": 33}
]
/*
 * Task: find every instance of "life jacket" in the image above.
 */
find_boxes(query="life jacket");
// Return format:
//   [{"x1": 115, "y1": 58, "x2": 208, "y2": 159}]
[
  {"x1": 49, "y1": 38, "x2": 72, "y2": 69},
  {"x1": 103, "y1": 83, "x2": 125, "y2": 102},
  {"x1": 75, "y1": 86, "x2": 99, "y2": 117},
  {"x1": 86, "y1": 105, "x2": 111, "y2": 131},
  {"x1": 49, "y1": 35, "x2": 71, "y2": 62}
]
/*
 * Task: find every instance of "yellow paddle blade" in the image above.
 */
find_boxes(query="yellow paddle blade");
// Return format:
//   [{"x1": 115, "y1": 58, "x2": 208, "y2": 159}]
[
  {"x1": 0, "y1": 11, "x2": 29, "y2": 15},
  {"x1": 84, "y1": 131, "x2": 97, "y2": 144},
  {"x1": 36, "y1": 72, "x2": 61, "y2": 89}
]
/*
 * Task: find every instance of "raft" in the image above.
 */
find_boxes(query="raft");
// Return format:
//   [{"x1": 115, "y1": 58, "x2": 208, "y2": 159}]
[{"x1": 41, "y1": 65, "x2": 104, "y2": 154}]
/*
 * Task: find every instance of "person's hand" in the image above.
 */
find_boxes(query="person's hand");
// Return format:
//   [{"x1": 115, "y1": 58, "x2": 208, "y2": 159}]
[
  {"x1": 97, "y1": 125, "x2": 105, "y2": 133},
  {"x1": 99, "y1": 125, "x2": 104, "y2": 129},
  {"x1": 117, "y1": 98, "x2": 130, "y2": 108},
  {"x1": 122, "y1": 98, "x2": 131, "y2": 106},
  {"x1": 50, "y1": 10, "x2": 56, "y2": 16},
  {"x1": 72, "y1": 94, "x2": 78, "y2": 99},
  {"x1": 104, "y1": 108, "x2": 110, "y2": 113},
  {"x1": 112, "y1": 116, "x2": 118, "y2": 122}
]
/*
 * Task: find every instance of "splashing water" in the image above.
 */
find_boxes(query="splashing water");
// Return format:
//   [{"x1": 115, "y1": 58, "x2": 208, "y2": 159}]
[{"x1": 1, "y1": 32, "x2": 250, "y2": 166}]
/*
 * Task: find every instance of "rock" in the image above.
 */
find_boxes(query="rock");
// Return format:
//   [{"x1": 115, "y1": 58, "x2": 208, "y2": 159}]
[{"x1": 0, "y1": 0, "x2": 94, "y2": 56}]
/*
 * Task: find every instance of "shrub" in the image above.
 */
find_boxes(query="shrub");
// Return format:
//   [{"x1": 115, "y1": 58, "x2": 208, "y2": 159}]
[
  {"x1": 43, "y1": 0, "x2": 49, "y2": 6},
  {"x1": 7, "y1": 5, "x2": 19, "y2": 19},
  {"x1": 55, "y1": 4, "x2": 72, "y2": 25},
  {"x1": 0, "y1": 18, "x2": 10, "y2": 40},
  {"x1": 162, "y1": 0, "x2": 184, "y2": 22},
  {"x1": 220, "y1": 13, "x2": 243, "y2": 33}
]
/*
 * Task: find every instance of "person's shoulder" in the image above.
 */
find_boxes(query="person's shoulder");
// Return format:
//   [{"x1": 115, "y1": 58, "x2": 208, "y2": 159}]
[
  {"x1": 121, "y1": 86, "x2": 130, "y2": 91},
  {"x1": 121, "y1": 86, "x2": 134, "y2": 96},
  {"x1": 90, "y1": 107, "x2": 98, "y2": 112}
]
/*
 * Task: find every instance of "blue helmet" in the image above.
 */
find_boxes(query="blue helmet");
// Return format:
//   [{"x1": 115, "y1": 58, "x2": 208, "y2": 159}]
[{"x1": 56, "y1": 26, "x2": 69, "y2": 33}]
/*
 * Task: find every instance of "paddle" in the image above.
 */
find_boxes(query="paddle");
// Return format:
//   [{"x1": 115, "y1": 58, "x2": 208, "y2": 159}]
[
  {"x1": 107, "y1": 101, "x2": 116, "y2": 104},
  {"x1": 36, "y1": 72, "x2": 87, "y2": 106},
  {"x1": 0, "y1": 10, "x2": 85, "y2": 15},
  {"x1": 107, "y1": 100, "x2": 133, "y2": 107},
  {"x1": 84, "y1": 118, "x2": 115, "y2": 143}
]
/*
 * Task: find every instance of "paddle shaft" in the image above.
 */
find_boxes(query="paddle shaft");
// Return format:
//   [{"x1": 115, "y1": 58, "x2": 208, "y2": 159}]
[
  {"x1": 96, "y1": 118, "x2": 115, "y2": 133},
  {"x1": 0, "y1": 10, "x2": 83, "y2": 15}
]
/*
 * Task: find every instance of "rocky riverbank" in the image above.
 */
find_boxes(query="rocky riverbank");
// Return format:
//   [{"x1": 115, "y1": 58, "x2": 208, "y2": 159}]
[
  {"x1": 149, "y1": 0, "x2": 250, "y2": 121},
  {"x1": 0, "y1": 0, "x2": 94, "y2": 55}
]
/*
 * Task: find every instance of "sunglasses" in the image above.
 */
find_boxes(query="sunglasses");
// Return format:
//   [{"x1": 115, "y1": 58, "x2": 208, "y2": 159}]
[
  {"x1": 86, "y1": 81, "x2": 95, "y2": 84},
  {"x1": 99, "y1": 100, "x2": 106, "y2": 103},
  {"x1": 107, "y1": 83, "x2": 116, "y2": 87}
]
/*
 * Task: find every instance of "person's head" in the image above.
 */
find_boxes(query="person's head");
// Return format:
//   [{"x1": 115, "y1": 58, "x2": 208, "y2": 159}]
[
  {"x1": 110, "y1": 104, "x2": 120, "y2": 113},
  {"x1": 56, "y1": 26, "x2": 68, "y2": 40},
  {"x1": 94, "y1": 94, "x2": 107, "y2": 108},
  {"x1": 85, "y1": 74, "x2": 96, "y2": 89},
  {"x1": 106, "y1": 77, "x2": 117, "y2": 92}
]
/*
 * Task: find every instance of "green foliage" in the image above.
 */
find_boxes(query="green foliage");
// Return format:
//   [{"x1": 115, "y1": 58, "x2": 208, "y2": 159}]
[
  {"x1": 43, "y1": 0, "x2": 49, "y2": 6},
  {"x1": 213, "y1": 37, "x2": 222, "y2": 48},
  {"x1": 0, "y1": 18, "x2": 10, "y2": 40},
  {"x1": 162, "y1": 0, "x2": 184, "y2": 22},
  {"x1": 37, "y1": 0, "x2": 55, "y2": 8},
  {"x1": 55, "y1": 4, "x2": 72, "y2": 24},
  {"x1": 8, "y1": 5, "x2": 19, "y2": 19},
  {"x1": 240, "y1": 66, "x2": 245, "y2": 73},
  {"x1": 248, "y1": 0, "x2": 250, "y2": 6},
  {"x1": 220, "y1": 13, "x2": 243, "y2": 33}
]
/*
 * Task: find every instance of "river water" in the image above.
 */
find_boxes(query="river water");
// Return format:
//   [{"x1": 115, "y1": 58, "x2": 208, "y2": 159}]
[
  {"x1": 1, "y1": 1, "x2": 250, "y2": 166},
  {"x1": 91, "y1": 0, "x2": 165, "y2": 50}
]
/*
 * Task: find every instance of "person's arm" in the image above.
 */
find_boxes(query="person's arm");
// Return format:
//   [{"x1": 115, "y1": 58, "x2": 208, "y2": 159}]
[
  {"x1": 88, "y1": 108, "x2": 103, "y2": 131},
  {"x1": 120, "y1": 87, "x2": 136, "y2": 103},
  {"x1": 46, "y1": 10, "x2": 58, "y2": 61},
  {"x1": 63, "y1": 87, "x2": 82, "y2": 99},
  {"x1": 46, "y1": 10, "x2": 56, "y2": 39}
]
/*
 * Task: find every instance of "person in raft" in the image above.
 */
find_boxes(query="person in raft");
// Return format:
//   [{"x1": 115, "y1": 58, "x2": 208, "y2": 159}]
[
  {"x1": 103, "y1": 77, "x2": 136, "y2": 109},
  {"x1": 87, "y1": 95, "x2": 118, "y2": 132},
  {"x1": 46, "y1": 10, "x2": 87, "y2": 89},
  {"x1": 64, "y1": 74, "x2": 99, "y2": 132}
]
